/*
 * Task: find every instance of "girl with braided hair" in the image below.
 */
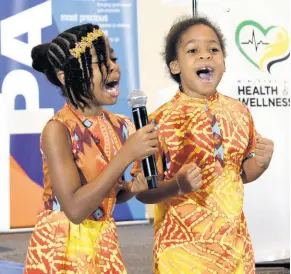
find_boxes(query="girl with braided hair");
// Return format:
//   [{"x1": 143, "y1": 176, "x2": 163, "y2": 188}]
[{"x1": 24, "y1": 23, "x2": 156, "y2": 273}]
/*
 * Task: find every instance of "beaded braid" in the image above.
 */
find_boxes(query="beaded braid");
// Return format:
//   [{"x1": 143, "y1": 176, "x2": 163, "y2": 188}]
[
  {"x1": 47, "y1": 40, "x2": 78, "y2": 108},
  {"x1": 84, "y1": 47, "x2": 93, "y2": 90},
  {"x1": 58, "y1": 35, "x2": 90, "y2": 108},
  {"x1": 71, "y1": 25, "x2": 95, "y2": 101},
  {"x1": 46, "y1": 43, "x2": 77, "y2": 106},
  {"x1": 50, "y1": 37, "x2": 79, "y2": 107},
  {"x1": 47, "y1": 43, "x2": 65, "y2": 69},
  {"x1": 92, "y1": 37, "x2": 110, "y2": 83},
  {"x1": 57, "y1": 32, "x2": 86, "y2": 107},
  {"x1": 80, "y1": 52, "x2": 90, "y2": 92}
]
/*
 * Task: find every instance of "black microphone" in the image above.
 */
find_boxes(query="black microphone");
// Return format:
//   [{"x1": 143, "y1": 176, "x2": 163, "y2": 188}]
[{"x1": 128, "y1": 90, "x2": 158, "y2": 189}]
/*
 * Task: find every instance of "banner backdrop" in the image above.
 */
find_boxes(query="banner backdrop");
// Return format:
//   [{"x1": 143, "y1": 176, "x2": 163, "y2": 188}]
[
  {"x1": 197, "y1": 0, "x2": 290, "y2": 262},
  {"x1": 0, "y1": 0, "x2": 145, "y2": 231}
]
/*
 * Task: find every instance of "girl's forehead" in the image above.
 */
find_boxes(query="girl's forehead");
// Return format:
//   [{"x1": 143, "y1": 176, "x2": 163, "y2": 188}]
[
  {"x1": 182, "y1": 25, "x2": 218, "y2": 40},
  {"x1": 89, "y1": 46, "x2": 115, "y2": 62}
]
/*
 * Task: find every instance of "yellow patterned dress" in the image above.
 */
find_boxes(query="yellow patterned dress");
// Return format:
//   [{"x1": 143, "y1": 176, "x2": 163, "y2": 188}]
[
  {"x1": 149, "y1": 91, "x2": 256, "y2": 274},
  {"x1": 24, "y1": 103, "x2": 135, "y2": 274}
]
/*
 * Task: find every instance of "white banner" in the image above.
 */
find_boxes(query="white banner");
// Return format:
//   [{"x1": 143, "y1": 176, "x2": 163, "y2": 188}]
[{"x1": 197, "y1": 0, "x2": 290, "y2": 262}]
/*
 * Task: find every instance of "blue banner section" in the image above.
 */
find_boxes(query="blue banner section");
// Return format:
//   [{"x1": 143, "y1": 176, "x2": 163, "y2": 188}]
[{"x1": 0, "y1": 0, "x2": 145, "y2": 225}]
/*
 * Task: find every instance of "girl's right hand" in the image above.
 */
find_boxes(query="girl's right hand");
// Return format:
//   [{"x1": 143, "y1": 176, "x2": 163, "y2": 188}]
[
  {"x1": 175, "y1": 163, "x2": 203, "y2": 195},
  {"x1": 124, "y1": 123, "x2": 158, "y2": 161}
]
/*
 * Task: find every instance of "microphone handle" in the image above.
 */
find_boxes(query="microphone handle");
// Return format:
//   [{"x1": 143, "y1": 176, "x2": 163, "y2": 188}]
[
  {"x1": 132, "y1": 107, "x2": 158, "y2": 189},
  {"x1": 132, "y1": 106, "x2": 148, "y2": 130},
  {"x1": 142, "y1": 155, "x2": 158, "y2": 189}
]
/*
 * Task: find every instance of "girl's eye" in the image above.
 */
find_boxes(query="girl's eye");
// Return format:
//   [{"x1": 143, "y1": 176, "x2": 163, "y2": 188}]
[
  {"x1": 111, "y1": 57, "x2": 118, "y2": 63},
  {"x1": 210, "y1": 48, "x2": 219, "y2": 53},
  {"x1": 187, "y1": 49, "x2": 198, "y2": 53}
]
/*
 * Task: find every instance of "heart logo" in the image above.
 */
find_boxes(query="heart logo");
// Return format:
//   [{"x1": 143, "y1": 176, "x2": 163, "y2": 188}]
[{"x1": 235, "y1": 20, "x2": 290, "y2": 73}]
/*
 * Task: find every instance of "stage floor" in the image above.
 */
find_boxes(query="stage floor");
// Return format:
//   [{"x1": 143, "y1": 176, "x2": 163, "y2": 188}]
[{"x1": 0, "y1": 224, "x2": 289, "y2": 273}]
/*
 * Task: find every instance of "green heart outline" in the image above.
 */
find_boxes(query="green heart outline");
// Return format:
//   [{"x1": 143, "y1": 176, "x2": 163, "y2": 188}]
[{"x1": 235, "y1": 20, "x2": 276, "y2": 69}]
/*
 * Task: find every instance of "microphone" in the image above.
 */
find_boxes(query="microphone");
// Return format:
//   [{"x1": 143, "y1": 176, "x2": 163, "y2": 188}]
[{"x1": 128, "y1": 90, "x2": 158, "y2": 189}]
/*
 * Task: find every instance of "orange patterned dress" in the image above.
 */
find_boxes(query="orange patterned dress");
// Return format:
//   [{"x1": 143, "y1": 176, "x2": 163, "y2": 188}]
[
  {"x1": 149, "y1": 91, "x2": 256, "y2": 274},
  {"x1": 24, "y1": 103, "x2": 135, "y2": 273}
]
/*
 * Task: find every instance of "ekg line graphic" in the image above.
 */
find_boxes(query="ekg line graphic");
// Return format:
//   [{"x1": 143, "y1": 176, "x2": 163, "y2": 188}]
[{"x1": 241, "y1": 30, "x2": 269, "y2": 51}]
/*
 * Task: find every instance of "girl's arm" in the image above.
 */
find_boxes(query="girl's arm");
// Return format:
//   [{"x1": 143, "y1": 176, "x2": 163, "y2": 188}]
[{"x1": 42, "y1": 120, "x2": 158, "y2": 224}]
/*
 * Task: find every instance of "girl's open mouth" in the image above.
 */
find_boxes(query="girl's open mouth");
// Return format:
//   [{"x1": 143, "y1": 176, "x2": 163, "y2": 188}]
[{"x1": 196, "y1": 67, "x2": 214, "y2": 83}]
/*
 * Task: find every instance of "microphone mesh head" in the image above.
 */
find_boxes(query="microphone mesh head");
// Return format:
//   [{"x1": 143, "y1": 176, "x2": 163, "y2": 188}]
[{"x1": 127, "y1": 89, "x2": 147, "y2": 108}]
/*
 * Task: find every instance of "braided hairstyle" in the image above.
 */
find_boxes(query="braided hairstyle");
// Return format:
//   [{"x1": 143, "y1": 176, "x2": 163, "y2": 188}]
[
  {"x1": 31, "y1": 24, "x2": 109, "y2": 108},
  {"x1": 164, "y1": 16, "x2": 226, "y2": 84}
]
